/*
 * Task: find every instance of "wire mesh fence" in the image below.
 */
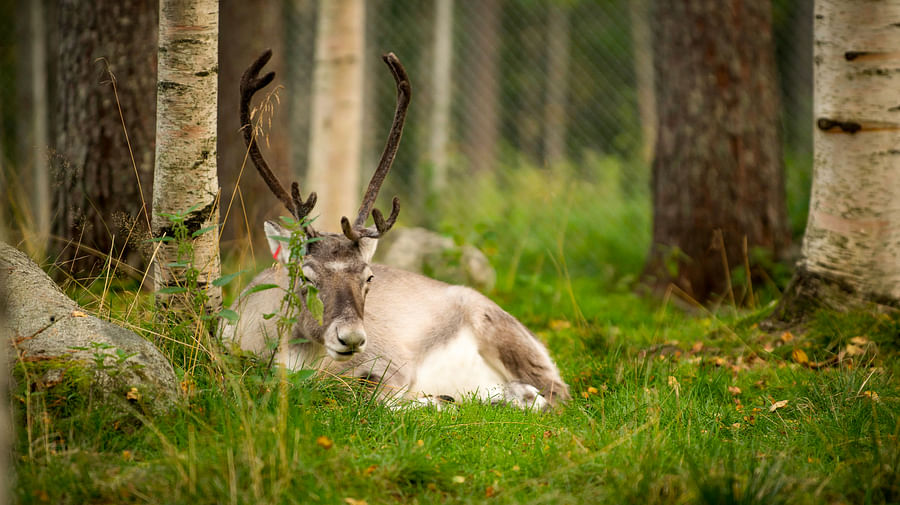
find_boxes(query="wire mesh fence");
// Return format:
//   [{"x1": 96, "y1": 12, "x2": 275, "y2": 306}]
[
  {"x1": 0, "y1": 0, "x2": 815, "y2": 276},
  {"x1": 278, "y1": 0, "x2": 813, "y2": 222}
]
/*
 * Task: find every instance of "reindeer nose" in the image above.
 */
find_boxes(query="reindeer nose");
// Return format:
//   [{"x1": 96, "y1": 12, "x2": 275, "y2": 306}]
[{"x1": 337, "y1": 327, "x2": 367, "y2": 350}]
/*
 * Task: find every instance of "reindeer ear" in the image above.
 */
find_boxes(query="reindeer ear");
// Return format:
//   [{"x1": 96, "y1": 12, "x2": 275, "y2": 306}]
[
  {"x1": 264, "y1": 220, "x2": 292, "y2": 263},
  {"x1": 358, "y1": 237, "x2": 378, "y2": 263}
]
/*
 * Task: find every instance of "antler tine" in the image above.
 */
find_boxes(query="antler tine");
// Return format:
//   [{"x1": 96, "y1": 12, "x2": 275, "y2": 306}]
[
  {"x1": 241, "y1": 49, "x2": 317, "y2": 229},
  {"x1": 291, "y1": 182, "x2": 317, "y2": 229},
  {"x1": 340, "y1": 216, "x2": 361, "y2": 243},
  {"x1": 342, "y1": 53, "x2": 410, "y2": 242},
  {"x1": 370, "y1": 197, "x2": 400, "y2": 235}
]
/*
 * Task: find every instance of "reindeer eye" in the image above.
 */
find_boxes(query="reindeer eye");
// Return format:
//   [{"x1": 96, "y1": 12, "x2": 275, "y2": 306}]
[{"x1": 366, "y1": 275, "x2": 375, "y2": 284}]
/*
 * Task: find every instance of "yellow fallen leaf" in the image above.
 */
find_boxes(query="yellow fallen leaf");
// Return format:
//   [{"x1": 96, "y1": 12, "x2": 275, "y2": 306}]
[
  {"x1": 587, "y1": 386, "x2": 599, "y2": 395},
  {"x1": 363, "y1": 465, "x2": 377, "y2": 476},
  {"x1": 845, "y1": 344, "x2": 865, "y2": 356},
  {"x1": 863, "y1": 391, "x2": 880, "y2": 402},
  {"x1": 691, "y1": 341, "x2": 704, "y2": 353},
  {"x1": 180, "y1": 378, "x2": 195, "y2": 396},
  {"x1": 71, "y1": 310, "x2": 88, "y2": 318},
  {"x1": 452, "y1": 475, "x2": 466, "y2": 484},
  {"x1": 791, "y1": 348, "x2": 809, "y2": 365},
  {"x1": 549, "y1": 320, "x2": 571, "y2": 331},
  {"x1": 316, "y1": 436, "x2": 333, "y2": 450},
  {"x1": 780, "y1": 331, "x2": 794, "y2": 343},
  {"x1": 769, "y1": 400, "x2": 789, "y2": 412},
  {"x1": 581, "y1": 391, "x2": 590, "y2": 399},
  {"x1": 728, "y1": 386, "x2": 742, "y2": 395},
  {"x1": 849, "y1": 336, "x2": 870, "y2": 346},
  {"x1": 485, "y1": 486, "x2": 495, "y2": 498},
  {"x1": 122, "y1": 450, "x2": 133, "y2": 461},
  {"x1": 344, "y1": 498, "x2": 367, "y2": 505},
  {"x1": 126, "y1": 387, "x2": 141, "y2": 401},
  {"x1": 417, "y1": 439, "x2": 424, "y2": 447},
  {"x1": 667, "y1": 376, "x2": 680, "y2": 396}
]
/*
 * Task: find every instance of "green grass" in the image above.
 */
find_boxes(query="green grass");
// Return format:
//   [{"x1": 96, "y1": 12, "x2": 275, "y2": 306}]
[{"x1": 12, "y1": 158, "x2": 900, "y2": 504}]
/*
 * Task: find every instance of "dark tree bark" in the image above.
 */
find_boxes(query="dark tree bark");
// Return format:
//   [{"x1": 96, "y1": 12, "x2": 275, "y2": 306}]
[
  {"x1": 52, "y1": 0, "x2": 157, "y2": 278},
  {"x1": 644, "y1": 0, "x2": 790, "y2": 303},
  {"x1": 218, "y1": 0, "x2": 290, "y2": 258}
]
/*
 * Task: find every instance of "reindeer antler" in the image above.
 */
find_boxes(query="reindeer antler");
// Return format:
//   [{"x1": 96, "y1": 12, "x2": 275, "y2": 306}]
[
  {"x1": 240, "y1": 49, "x2": 318, "y2": 231},
  {"x1": 341, "y1": 53, "x2": 410, "y2": 242}
]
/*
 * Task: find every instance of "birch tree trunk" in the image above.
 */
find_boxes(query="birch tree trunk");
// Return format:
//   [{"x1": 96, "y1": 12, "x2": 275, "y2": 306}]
[
  {"x1": 643, "y1": 0, "x2": 790, "y2": 303},
  {"x1": 774, "y1": 0, "x2": 900, "y2": 320},
  {"x1": 152, "y1": 0, "x2": 222, "y2": 313},
  {"x1": 307, "y1": 0, "x2": 365, "y2": 232},
  {"x1": 427, "y1": 0, "x2": 453, "y2": 193}
]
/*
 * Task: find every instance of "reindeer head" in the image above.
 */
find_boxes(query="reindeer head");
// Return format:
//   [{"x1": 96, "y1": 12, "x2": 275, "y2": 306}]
[{"x1": 240, "y1": 49, "x2": 410, "y2": 361}]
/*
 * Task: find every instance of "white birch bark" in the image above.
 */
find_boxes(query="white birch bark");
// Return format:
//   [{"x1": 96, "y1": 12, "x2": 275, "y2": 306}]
[
  {"x1": 428, "y1": 0, "x2": 453, "y2": 192},
  {"x1": 781, "y1": 0, "x2": 900, "y2": 316},
  {"x1": 152, "y1": 0, "x2": 222, "y2": 312},
  {"x1": 307, "y1": 0, "x2": 365, "y2": 232}
]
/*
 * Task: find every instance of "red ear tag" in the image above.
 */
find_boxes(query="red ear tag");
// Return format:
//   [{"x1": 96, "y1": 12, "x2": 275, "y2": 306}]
[{"x1": 273, "y1": 244, "x2": 283, "y2": 261}]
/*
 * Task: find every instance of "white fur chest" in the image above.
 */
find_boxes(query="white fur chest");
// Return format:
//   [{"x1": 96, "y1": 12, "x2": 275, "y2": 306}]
[{"x1": 409, "y1": 328, "x2": 507, "y2": 402}]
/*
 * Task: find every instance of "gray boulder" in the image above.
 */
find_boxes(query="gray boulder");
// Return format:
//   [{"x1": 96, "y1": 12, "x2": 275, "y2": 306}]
[
  {"x1": 376, "y1": 227, "x2": 497, "y2": 292},
  {"x1": 1, "y1": 241, "x2": 178, "y2": 408}
]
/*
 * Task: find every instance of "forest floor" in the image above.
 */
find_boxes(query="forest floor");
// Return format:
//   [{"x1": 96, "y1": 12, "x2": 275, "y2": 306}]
[{"x1": 11, "y1": 163, "x2": 900, "y2": 504}]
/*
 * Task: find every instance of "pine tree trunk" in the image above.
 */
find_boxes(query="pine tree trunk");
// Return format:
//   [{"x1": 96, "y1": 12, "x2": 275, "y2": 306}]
[
  {"x1": 51, "y1": 0, "x2": 157, "y2": 277},
  {"x1": 152, "y1": 0, "x2": 222, "y2": 313},
  {"x1": 644, "y1": 0, "x2": 790, "y2": 303},
  {"x1": 773, "y1": 0, "x2": 900, "y2": 321},
  {"x1": 462, "y1": 0, "x2": 501, "y2": 174},
  {"x1": 307, "y1": 0, "x2": 366, "y2": 232},
  {"x1": 285, "y1": 0, "x2": 318, "y2": 195},
  {"x1": 218, "y1": 0, "x2": 289, "y2": 257}
]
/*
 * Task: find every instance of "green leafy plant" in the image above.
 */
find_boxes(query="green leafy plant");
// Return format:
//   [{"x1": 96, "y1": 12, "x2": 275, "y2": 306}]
[
  {"x1": 69, "y1": 342, "x2": 140, "y2": 378},
  {"x1": 147, "y1": 204, "x2": 226, "y2": 378},
  {"x1": 265, "y1": 215, "x2": 323, "y2": 350}
]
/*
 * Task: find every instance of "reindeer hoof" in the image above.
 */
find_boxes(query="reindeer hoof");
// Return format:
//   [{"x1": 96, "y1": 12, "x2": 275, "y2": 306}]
[{"x1": 503, "y1": 382, "x2": 549, "y2": 412}]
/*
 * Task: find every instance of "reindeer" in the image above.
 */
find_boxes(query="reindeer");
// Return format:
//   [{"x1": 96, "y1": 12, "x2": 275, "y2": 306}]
[{"x1": 222, "y1": 50, "x2": 569, "y2": 410}]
